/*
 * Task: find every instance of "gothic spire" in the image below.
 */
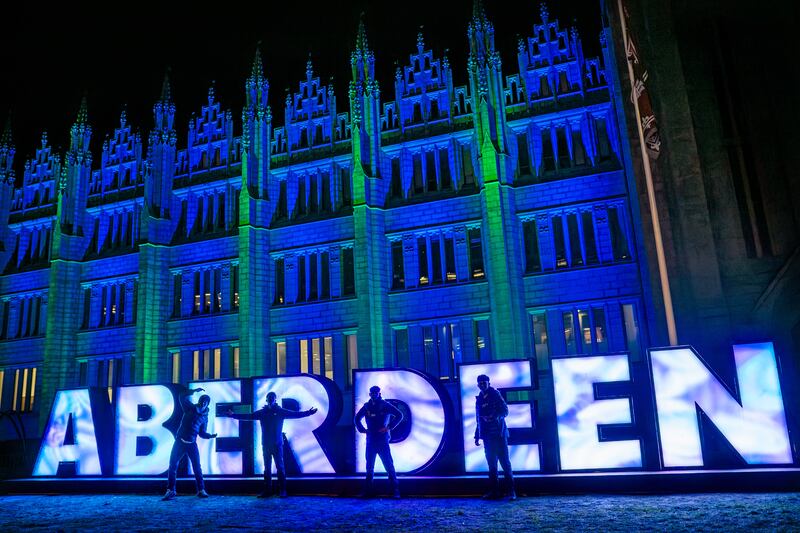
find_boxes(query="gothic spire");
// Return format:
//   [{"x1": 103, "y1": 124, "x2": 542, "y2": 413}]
[
  {"x1": 0, "y1": 114, "x2": 11, "y2": 147},
  {"x1": 306, "y1": 52, "x2": 313, "y2": 78},
  {"x1": 76, "y1": 94, "x2": 88, "y2": 126},
  {"x1": 208, "y1": 80, "x2": 216, "y2": 104},
  {"x1": 120, "y1": 105, "x2": 127, "y2": 128},
  {"x1": 250, "y1": 44, "x2": 264, "y2": 81},
  {"x1": 472, "y1": 0, "x2": 487, "y2": 23},
  {"x1": 355, "y1": 12, "x2": 369, "y2": 54}
]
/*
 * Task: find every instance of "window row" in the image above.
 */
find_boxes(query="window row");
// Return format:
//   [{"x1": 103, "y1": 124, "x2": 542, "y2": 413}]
[
  {"x1": 522, "y1": 203, "x2": 632, "y2": 273},
  {"x1": 530, "y1": 301, "x2": 644, "y2": 368},
  {"x1": 388, "y1": 144, "x2": 476, "y2": 201},
  {"x1": 171, "y1": 345, "x2": 240, "y2": 384},
  {"x1": 175, "y1": 190, "x2": 239, "y2": 239},
  {"x1": 88, "y1": 209, "x2": 139, "y2": 255},
  {"x1": 274, "y1": 332, "x2": 358, "y2": 387},
  {"x1": 274, "y1": 246, "x2": 355, "y2": 305},
  {"x1": 10, "y1": 225, "x2": 53, "y2": 267},
  {"x1": 0, "y1": 366, "x2": 37, "y2": 412},
  {"x1": 515, "y1": 117, "x2": 615, "y2": 179},
  {"x1": 392, "y1": 318, "x2": 493, "y2": 380},
  {"x1": 274, "y1": 166, "x2": 352, "y2": 222},
  {"x1": 172, "y1": 263, "x2": 239, "y2": 318},
  {"x1": 0, "y1": 294, "x2": 47, "y2": 339},
  {"x1": 390, "y1": 227, "x2": 485, "y2": 291},
  {"x1": 77, "y1": 355, "x2": 136, "y2": 402},
  {"x1": 82, "y1": 280, "x2": 137, "y2": 329}
]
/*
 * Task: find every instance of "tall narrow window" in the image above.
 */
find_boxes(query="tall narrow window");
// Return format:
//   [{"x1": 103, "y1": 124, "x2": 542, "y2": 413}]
[
  {"x1": 203, "y1": 270, "x2": 211, "y2": 313},
  {"x1": 553, "y1": 216, "x2": 567, "y2": 268},
  {"x1": 309, "y1": 253, "x2": 318, "y2": 301},
  {"x1": 582, "y1": 211, "x2": 599, "y2": 265},
  {"x1": 391, "y1": 241, "x2": 405, "y2": 290},
  {"x1": 275, "y1": 259, "x2": 285, "y2": 304},
  {"x1": 346, "y1": 334, "x2": 358, "y2": 387},
  {"x1": 321, "y1": 172, "x2": 331, "y2": 213},
  {"x1": 532, "y1": 313, "x2": 549, "y2": 367},
  {"x1": 572, "y1": 129, "x2": 587, "y2": 166},
  {"x1": 342, "y1": 248, "x2": 355, "y2": 296},
  {"x1": 430, "y1": 236, "x2": 442, "y2": 284},
  {"x1": 608, "y1": 206, "x2": 631, "y2": 260},
  {"x1": 312, "y1": 338, "x2": 321, "y2": 375},
  {"x1": 391, "y1": 158, "x2": 403, "y2": 199},
  {"x1": 300, "y1": 339, "x2": 309, "y2": 374},
  {"x1": 172, "y1": 275, "x2": 182, "y2": 317},
  {"x1": 213, "y1": 269, "x2": 222, "y2": 312},
  {"x1": 412, "y1": 153, "x2": 424, "y2": 195},
  {"x1": 468, "y1": 229, "x2": 484, "y2": 279},
  {"x1": 563, "y1": 311, "x2": 576, "y2": 355},
  {"x1": 83, "y1": 288, "x2": 91, "y2": 328},
  {"x1": 578, "y1": 309, "x2": 591, "y2": 352},
  {"x1": 417, "y1": 237, "x2": 429, "y2": 285},
  {"x1": 341, "y1": 167, "x2": 352, "y2": 207},
  {"x1": 425, "y1": 151, "x2": 438, "y2": 192},
  {"x1": 438, "y1": 149, "x2": 451, "y2": 190},
  {"x1": 461, "y1": 145, "x2": 475, "y2": 187},
  {"x1": 278, "y1": 181, "x2": 288, "y2": 220},
  {"x1": 297, "y1": 256, "x2": 306, "y2": 302},
  {"x1": 309, "y1": 175, "x2": 319, "y2": 214},
  {"x1": 321, "y1": 252, "x2": 330, "y2": 299},
  {"x1": 523, "y1": 220, "x2": 541, "y2": 273},
  {"x1": 423, "y1": 326, "x2": 436, "y2": 375},
  {"x1": 232, "y1": 346, "x2": 240, "y2": 378},
  {"x1": 567, "y1": 213, "x2": 583, "y2": 266},
  {"x1": 541, "y1": 129, "x2": 556, "y2": 172},
  {"x1": 556, "y1": 127, "x2": 571, "y2": 169},
  {"x1": 172, "y1": 352, "x2": 181, "y2": 384},
  {"x1": 444, "y1": 237, "x2": 456, "y2": 282},
  {"x1": 324, "y1": 336, "x2": 333, "y2": 381},
  {"x1": 276, "y1": 342, "x2": 286, "y2": 375},
  {"x1": 474, "y1": 319, "x2": 491, "y2": 361},
  {"x1": 394, "y1": 328, "x2": 409, "y2": 367},
  {"x1": 621, "y1": 304, "x2": 641, "y2": 362},
  {"x1": 192, "y1": 350, "x2": 200, "y2": 381},
  {"x1": 297, "y1": 178, "x2": 306, "y2": 217},
  {"x1": 517, "y1": 133, "x2": 531, "y2": 176},
  {"x1": 593, "y1": 308, "x2": 608, "y2": 353},
  {"x1": 596, "y1": 118, "x2": 613, "y2": 162}
]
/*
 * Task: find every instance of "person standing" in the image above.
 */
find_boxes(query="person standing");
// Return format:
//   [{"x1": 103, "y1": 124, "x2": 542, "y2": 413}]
[
  {"x1": 163, "y1": 386, "x2": 217, "y2": 500},
  {"x1": 226, "y1": 392, "x2": 317, "y2": 498},
  {"x1": 474, "y1": 374, "x2": 516, "y2": 500},
  {"x1": 354, "y1": 385, "x2": 403, "y2": 498}
]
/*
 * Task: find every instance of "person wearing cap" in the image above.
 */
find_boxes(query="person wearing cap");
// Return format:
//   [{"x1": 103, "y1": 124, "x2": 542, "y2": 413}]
[
  {"x1": 474, "y1": 374, "x2": 516, "y2": 500},
  {"x1": 354, "y1": 385, "x2": 404, "y2": 498},
  {"x1": 162, "y1": 385, "x2": 217, "y2": 500},
  {"x1": 225, "y1": 392, "x2": 317, "y2": 498}
]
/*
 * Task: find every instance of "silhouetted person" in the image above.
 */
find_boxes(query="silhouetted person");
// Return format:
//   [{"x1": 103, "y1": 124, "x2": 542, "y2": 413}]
[
  {"x1": 226, "y1": 392, "x2": 317, "y2": 497},
  {"x1": 163, "y1": 386, "x2": 217, "y2": 500},
  {"x1": 474, "y1": 374, "x2": 516, "y2": 500},
  {"x1": 355, "y1": 385, "x2": 403, "y2": 498}
]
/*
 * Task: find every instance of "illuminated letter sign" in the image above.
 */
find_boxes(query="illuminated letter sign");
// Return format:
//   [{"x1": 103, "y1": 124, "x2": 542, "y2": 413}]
[
  {"x1": 459, "y1": 361, "x2": 540, "y2": 472},
  {"x1": 189, "y1": 380, "x2": 243, "y2": 475},
  {"x1": 34, "y1": 389, "x2": 102, "y2": 476},
  {"x1": 354, "y1": 369, "x2": 447, "y2": 473},
  {"x1": 253, "y1": 375, "x2": 338, "y2": 474},
  {"x1": 552, "y1": 354, "x2": 642, "y2": 470},
  {"x1": 115, "y1": 385, "x2": 175, "y2": 475},
  {"x1": 651, "y1": 342, "x2": 792, "y2": 467}
]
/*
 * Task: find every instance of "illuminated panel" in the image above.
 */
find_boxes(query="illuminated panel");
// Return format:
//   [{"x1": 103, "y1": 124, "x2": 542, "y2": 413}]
[
  {"x1": 33, "y1": 389, "x2": 101, "y2": 476},
  {"x1": 188, "y1": 380, "x2": 243, "y2": 475},
  {"x1": 459, "y1": 361, "x2": 540, "y2": 473},
  {"x1": 552, "y1": 354, "x2": 642, "y2": 470},
  {"x1": 354, "y1": 369, "x2": 447, "y2": 474},
  {"x1": 253, "y1": 375, "x2": 335, "y2": 474},
  {"x1": 651, "y1": 343, "x2": 792, "y2": 467},
  {"x1": 115, "y1": 385, "x2": 175, "y2": 475}
]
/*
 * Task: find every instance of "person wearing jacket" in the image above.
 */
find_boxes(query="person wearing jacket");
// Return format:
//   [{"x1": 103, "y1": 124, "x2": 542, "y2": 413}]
[
  {"x1": 226, "y1": 392, "x2": 317, "y2": 498},
  {"x1": 354, "y1": 385, "x2": 403, "y2": 498},
  {"x1": 474, "y1": 374, "x2": 516, "y2": 500},
  {"x1": 163, "y1": 386, "x2": 217, "y2": 500}
]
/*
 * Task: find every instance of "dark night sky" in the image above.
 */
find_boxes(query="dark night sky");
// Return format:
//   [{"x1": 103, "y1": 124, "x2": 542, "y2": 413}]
[{"x1": 0, "y1": 0, "x2": 602, "y2": 178}]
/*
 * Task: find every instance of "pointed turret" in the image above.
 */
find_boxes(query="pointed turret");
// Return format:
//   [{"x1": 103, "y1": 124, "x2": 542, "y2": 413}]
[
  {"x1": 241, "y1": 43, "x2": 272, "y2": 204},
  {"x1": 57, "y1": 96, "x2": 92, "y2": 236},
  {"x1": 0, "y1": 115, "x2": 15, "y2": 184},
  {"x1": 0, "y1": 115, "x2": 16, "y2": 255},
  {"x1": 145, "y1": 69, "x2": 177, "y2": 221},
  {"x1": 349, "y1": 13, "x2": 381, "y2": 186}
]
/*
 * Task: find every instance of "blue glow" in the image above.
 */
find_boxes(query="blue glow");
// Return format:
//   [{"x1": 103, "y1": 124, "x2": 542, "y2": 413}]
[
  {"x1": 651, "y1": 343, "x2": 792, "y2": 467},
  {"x1": 552, "y1": 354, "x2": 642, "y2": 470},
  {"x1": 354, "y1": 369, "x2": 446, "y2": 473},
  {"x1": 459, "y1": 361, "x2": 540, "y2": 473},
  {"x1": 188, "y1": 380, "x2": 243, "y2": 475},
  {"x1": 253, "y1": 375, "x2": 335, "y2": 474},
  {"x1": 115, "y1": 384, "x2": 175, "y2": 475},
  {"x1": 33, "y1": 389, "x2": 102, "y2": 476}
]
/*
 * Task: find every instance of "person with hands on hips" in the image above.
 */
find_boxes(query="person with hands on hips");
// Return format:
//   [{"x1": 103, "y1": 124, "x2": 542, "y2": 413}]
[
  {"x1": 354, "y1": 385, "x2": 403, "y2": 498},
  {"x1": 474, "y1": 374, "x2": 516, "y2": 500},
  {"x1": 162, "y1": 386, "x2": 217, "y2": 501}
]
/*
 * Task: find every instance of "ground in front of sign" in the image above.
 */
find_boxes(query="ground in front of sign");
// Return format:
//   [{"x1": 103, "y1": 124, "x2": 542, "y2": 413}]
[{"x1": 0, "y1": 492, "x2": 797, "y2": 531}]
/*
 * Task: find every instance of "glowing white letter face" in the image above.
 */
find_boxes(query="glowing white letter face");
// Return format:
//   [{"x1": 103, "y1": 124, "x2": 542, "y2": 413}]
[
  {"x1": 651, "y1": 343, "x2": 792, "y2": 467},
  {"x1": 115, "y1": 385, "x2": 175, "y2": 475},
  {"x1": 459, "y1": 361, "x2": 540, "y2": 472},
  {"x1": 355, "y1": 369, "x2": 447, "y2": 473},
  {"x1": 34, "y1": 389, "x2": 101, "y2": 476},
  {"x1": 188, "y1": 380, "x2": 243, "y2": 475},
  {"x1": 253, "y1": 376, "x2": 334, "y2": 474},
  {"x1": 552, "y1": 354, "x2": 642, "y2": 470}
]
